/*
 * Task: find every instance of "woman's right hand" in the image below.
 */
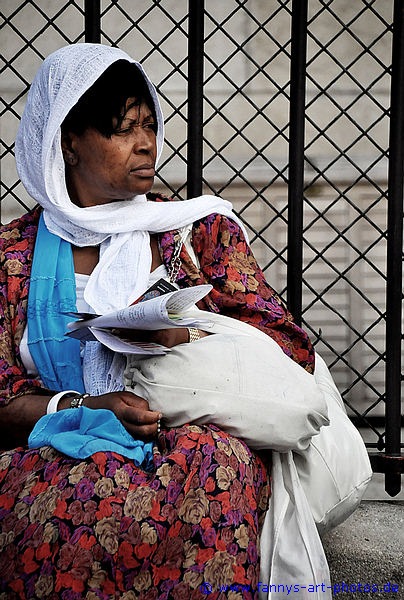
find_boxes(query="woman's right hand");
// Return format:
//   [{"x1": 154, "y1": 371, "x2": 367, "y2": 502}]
[
  {"x1": 61, "y1": 390, "x2": 161, "y2": 440},
  {"x1": 0, "y1": 389, "x2": 161, "y2": 449}
]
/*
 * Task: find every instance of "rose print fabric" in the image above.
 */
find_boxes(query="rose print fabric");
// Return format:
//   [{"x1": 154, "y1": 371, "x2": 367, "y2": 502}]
[
  {"x1": 0, "y1": 425, "x2": 270, "y2": 599},
  {"x1": 0, "y1": 209, "x2": 42, "y2": 405},
  {"x1": 156, "y1": 197, "x2": 314, "y2": 374},
  {"x1": 0, "y1": 194, "x2": 313, "y2": 597}
]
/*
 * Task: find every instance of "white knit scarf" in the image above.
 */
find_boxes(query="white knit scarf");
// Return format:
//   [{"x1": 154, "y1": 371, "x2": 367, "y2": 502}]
[{"x1": 15, "y1": 43, "x2": 245, "y2": 314}]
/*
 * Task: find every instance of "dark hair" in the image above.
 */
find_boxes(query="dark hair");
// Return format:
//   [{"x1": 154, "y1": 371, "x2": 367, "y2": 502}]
[{"x1": 61, "y1": 60, "x2": 156, "y2": 138}]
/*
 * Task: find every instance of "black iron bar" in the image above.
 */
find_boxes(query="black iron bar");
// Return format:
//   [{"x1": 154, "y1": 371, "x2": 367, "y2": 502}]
[
  {"x1": 85, "y1": 0, "x2": 101, "y2": 43},
  {"x1": 287, "y1": 0, "x2": 308, "y2": 326},
  {"x1": 187, "y1": 0, "x2": 204, "y2": 198},
  {"x1": 384, "y1": 0, "x2": 404, "y2": 496}
]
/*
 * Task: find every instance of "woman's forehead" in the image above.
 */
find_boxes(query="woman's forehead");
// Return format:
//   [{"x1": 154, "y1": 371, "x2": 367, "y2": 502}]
[{"x1": 123, "y1": 97, "x2": 154, "y2": 117}]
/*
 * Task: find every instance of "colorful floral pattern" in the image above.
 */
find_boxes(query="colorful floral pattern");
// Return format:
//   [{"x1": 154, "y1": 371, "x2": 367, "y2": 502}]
[
  {"x1": 0, "y1": 194, "x2": 313, "y2": 597},
  {"x1": 0, "y1": 425, "x2": 270, "y2": 599},
  {"x1": 0, "y1": 209, "x2": 41, "y2": 403},
  {"x1": 156, "y1": 197, "x2": 314, "y2": 373}
]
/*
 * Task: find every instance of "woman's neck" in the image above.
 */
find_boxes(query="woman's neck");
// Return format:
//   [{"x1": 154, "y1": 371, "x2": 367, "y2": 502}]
[
  {"x1": 72, "y1": 236, "x2": 163, "y2": 276},
  {"x1": 72, "y1": 245, "x2": 99, "y2": 275}
]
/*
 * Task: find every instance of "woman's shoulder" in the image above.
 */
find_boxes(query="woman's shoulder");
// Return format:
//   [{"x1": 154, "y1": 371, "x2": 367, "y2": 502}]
[
  {"x1": 0, "y1": 206, "x2": 41, "y2": 256},
  {"x1": 147, "y1": 191, "x2": 242, "y2": 240},
  {"x1": 191, "y1": 212, "x2": 245, "y2": 249}
]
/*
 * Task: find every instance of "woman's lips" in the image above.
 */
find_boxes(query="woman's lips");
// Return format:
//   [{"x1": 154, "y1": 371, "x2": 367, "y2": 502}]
[{"x1": 130, "y1": 165, "x2": 155, "y2": 177}]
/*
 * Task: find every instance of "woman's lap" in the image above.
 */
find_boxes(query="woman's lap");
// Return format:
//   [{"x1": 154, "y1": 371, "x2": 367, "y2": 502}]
[{"x1": 0, "y1": 424, "x2": 270, "y2": 599}]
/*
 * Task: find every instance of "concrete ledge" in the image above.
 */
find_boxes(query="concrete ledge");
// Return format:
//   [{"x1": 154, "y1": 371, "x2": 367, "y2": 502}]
[{"x1": 322, "y1": 501, "x2": 404, "y2": 599}]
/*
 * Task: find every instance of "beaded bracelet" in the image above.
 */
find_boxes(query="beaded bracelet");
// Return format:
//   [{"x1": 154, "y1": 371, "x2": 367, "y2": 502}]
[{"x1": 70, "y1": 393, "x2": 90, "y2": 409}]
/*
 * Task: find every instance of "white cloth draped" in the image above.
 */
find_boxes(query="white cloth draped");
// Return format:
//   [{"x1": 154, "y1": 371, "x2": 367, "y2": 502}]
[{"x1": 15, "y1": 43, "x2": 246, "y2": 314}]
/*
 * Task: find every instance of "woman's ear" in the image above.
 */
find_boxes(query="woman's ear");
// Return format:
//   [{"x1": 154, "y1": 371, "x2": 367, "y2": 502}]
[{"x1": 61, "y1": 131, "x2": 79, "y2": 166}]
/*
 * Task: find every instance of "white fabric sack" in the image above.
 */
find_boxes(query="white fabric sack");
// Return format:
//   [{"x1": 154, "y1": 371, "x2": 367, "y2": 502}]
[
  {"x1": 125, "y1": 316, "x2": 329, "y2": 453},
  {"x1": 294, "y1": 353, "x2": 372, "y2": 533},
  {"x1": 124, "y1": 312, "x2": 372, "y2": 599},
  {"x1": 125, "y1": 312, "x2": 371, "y2": 525},
  {"x1": 259, "y1": 451, "x2": 332, "y2": 600},
  {"x1": 258, "y1": 354, "x2": 371, "y2": 600}
]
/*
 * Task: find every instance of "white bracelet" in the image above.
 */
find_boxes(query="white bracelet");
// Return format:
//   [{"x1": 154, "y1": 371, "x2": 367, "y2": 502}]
[{"x1": 46, "y1": 390, "x2": 80, "y2": 414}]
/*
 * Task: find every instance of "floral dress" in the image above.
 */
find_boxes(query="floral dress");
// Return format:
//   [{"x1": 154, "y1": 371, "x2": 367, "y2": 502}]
[{"x1": 0, "y1": 196, "x2": 314, "y2": 599}]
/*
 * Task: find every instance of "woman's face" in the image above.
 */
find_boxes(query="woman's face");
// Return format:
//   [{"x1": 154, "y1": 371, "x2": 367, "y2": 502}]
[{"x1": 63, "y1": 98, "x2": 157, "y2": 207}]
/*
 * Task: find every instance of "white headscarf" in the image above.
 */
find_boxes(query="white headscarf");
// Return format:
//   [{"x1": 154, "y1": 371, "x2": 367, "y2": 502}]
[{"x1": 15, "y1": 43, "x2": 242, "y2": 313}]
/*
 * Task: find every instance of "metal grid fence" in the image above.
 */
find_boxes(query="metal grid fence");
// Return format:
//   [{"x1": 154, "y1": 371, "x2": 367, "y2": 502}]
[{"x1": 1, "y1": 0, "x2": 403, "y2": 495}]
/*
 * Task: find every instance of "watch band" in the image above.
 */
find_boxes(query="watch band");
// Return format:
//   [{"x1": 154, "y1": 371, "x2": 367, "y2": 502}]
[{"x1": 188, "y1": 327, "x2": 201, "y2": 342}]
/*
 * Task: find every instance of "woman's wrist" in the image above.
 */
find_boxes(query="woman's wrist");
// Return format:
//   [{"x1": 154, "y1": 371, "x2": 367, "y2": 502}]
[
  {"x1": 187, "y1": 327, "x2": 201, "y2": 342},
  {"x1": 187, "y1": 328, "x2": 209, "y2": 342}
]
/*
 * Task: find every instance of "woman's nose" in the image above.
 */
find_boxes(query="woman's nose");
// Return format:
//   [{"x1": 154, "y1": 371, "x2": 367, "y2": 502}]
[{"x1": 133, "y1": 128, "x2": 155, "y2": 154}]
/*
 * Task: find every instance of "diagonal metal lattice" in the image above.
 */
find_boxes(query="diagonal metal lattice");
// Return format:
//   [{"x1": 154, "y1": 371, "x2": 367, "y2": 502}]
[
  {"x1": 302, "y1": 2, "x2": 396, "y2": 437},
  {"x1": 0, "y1": 1, "x2": 84, "y2": 218},
  {"x1": 1, "y1": 0, "x2": 403, "y2": 493}
]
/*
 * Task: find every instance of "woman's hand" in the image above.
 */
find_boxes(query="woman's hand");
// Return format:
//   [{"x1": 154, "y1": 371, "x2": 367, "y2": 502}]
[
  {"x1": 68, "y1": 391, "x2": 161, "y2": 440},
  {"x1": 145, "y1": 328, "x2": 191, "y2": 348},
  {"x1": 115, "y1": 327, "x2": 209, "y2": 348}
]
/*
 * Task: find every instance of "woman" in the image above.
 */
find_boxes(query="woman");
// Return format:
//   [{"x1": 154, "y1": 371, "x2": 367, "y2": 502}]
[{"x1": 0, "y1": 44, "x2": 332, "y2": 599}]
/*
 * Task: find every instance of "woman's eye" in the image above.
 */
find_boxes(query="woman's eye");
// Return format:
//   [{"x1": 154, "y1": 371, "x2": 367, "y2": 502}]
[{"x1": 115, "y1": 122, "x2": 156, "y2": 135}]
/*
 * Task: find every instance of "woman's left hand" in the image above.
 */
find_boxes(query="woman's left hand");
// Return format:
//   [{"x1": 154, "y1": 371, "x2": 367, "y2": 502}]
[
  {"x1": 143, "y1": 328, "x2": 208, "y2": 348},
  {"x1": 114, "y1": 327, "x2": 208, "y2": 348}
]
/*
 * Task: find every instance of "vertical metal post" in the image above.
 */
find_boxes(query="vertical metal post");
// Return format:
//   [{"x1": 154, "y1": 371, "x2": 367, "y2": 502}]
[
  {"x1": 287, "y1": 0, "x2": 308, "y2": 326},
  {"x1": 384, "y1": 0, "x2": 404, "y2": 496},
  {"x1": 187, "y1": 0, "x2": 204, "y2": 198},
  {"x1": 85, "y1": 0, "x2": 101, "y2": 43}
]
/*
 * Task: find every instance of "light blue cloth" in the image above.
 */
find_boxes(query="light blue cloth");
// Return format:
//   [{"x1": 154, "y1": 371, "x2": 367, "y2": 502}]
[
  {"x1": 27, "y1": 213, "x2": 154, "y2": 469},
  {"x1": 28, "y1": 406, "x2": 154, "y2": 469},
  {"x1": 27, "y1": 212, "x2": 85, "y2": 393}
]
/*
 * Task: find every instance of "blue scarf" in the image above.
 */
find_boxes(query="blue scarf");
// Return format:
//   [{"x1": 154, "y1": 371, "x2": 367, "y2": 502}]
[
  {"x1": 28, "y1": 213, "x2": 154, "y2": 469},
  {"x1": 28, "y1": 213, "x2": 85, "y2": 392},
  {"x1": 29, "y1": 406, "x2": 153, "y2": 469}
]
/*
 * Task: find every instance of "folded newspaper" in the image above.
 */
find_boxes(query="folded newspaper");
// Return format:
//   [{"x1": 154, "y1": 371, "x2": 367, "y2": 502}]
[{"x1": 66, "y1": 279, "x2": 213, "y2": 356}]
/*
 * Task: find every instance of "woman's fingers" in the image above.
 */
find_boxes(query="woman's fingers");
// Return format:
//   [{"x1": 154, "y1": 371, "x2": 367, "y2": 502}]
[
  {"x1": 147, "y1": 328, "x2": 189, "y2": 347},
  {"x1": 83, "y1": 391, "x2": 162, "y2": 439},
  {"x1": 148, "y1": 328, "x2": 209, "y2": 347},
  {"x1": 123, "y1": 417, "x2": 161, "y2": 440}
]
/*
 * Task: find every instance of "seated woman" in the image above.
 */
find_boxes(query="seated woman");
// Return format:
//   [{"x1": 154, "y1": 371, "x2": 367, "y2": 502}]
[{"x1": 0, "y1": 44, "x2": 368, "y2": 599}]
